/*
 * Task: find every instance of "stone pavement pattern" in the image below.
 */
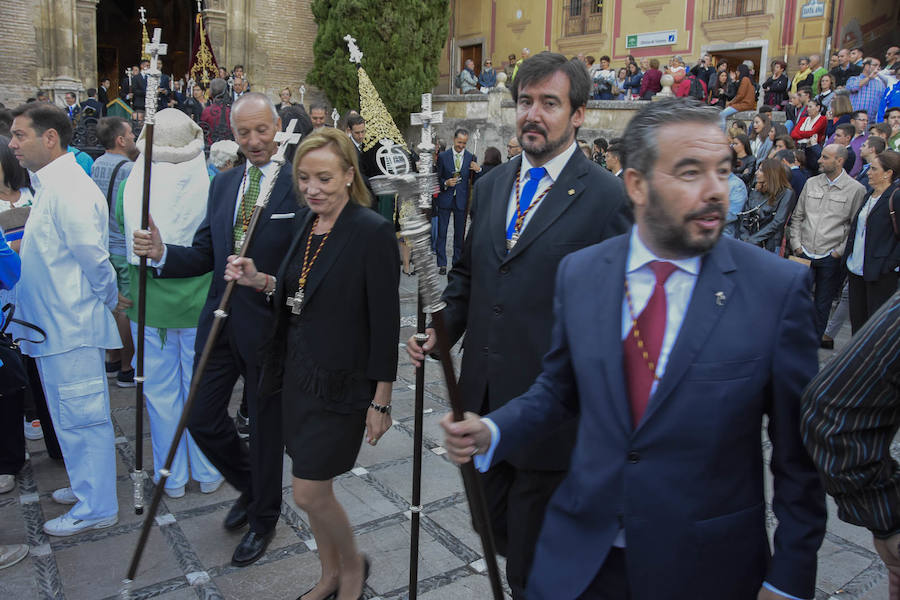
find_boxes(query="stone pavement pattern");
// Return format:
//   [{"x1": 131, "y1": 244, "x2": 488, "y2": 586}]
[{"x1": 0, "y1": 268, "x2": 896, "y2": 599}]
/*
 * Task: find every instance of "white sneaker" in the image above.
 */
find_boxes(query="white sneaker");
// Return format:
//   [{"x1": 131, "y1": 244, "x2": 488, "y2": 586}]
[
  {"x1": 199, "y1": 478, "x2": 224, "y2": 494},
  {"x1": 0, "y1": 474, "x2": 14, "y2": 494},
  {"x1": 164, "y1": 485, "x2": 185, "y2": 499},
  {"x1": 0, "y1": 544, "x2": 29, "y2": 570},
  {"x1": 51, "y1": 487, "x2": 78, "y2": 505},
  {"x1": 43, "y1": 512, "x2": 117, "y2": 537},
  {"x1": 23, "y1": 419, "x2": 43, "y2": 441}
]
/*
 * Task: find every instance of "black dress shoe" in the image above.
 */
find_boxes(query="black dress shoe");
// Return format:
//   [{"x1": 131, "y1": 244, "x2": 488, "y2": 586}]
[
  {"x1": 231, "y1": 528, "x2": 274, "y2": 567},
  {"x1": 223, "y1": 495, "x2": 249, "y2": 531},
  {"x1": 438, "y1": 266, "x2": 447, "y2": 275},
  {"x1": 820, "y1": 337, "x2": 835, "y2": 350}
]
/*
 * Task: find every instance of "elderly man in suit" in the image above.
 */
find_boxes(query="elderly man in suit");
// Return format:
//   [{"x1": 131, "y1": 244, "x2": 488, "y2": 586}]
[
  {"x1": 409, "y1": 52, "x2": 630, "y2": 598},
  {"x1": 435, "y1": 127, "x2": 481, "y2": 273},
  {"x1": 133, "y1": 92, "x2": 297, "y2": 568},
  {"x1": 442, "y1": 98, "x2": 827, "y2": 600}
]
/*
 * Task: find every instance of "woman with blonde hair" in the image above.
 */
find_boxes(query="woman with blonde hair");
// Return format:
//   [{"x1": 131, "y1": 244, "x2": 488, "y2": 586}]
[
  {"x1": 826, "y1": 93, "x2": 853, "y2": 139},
  {"x1": 225, "y1": 127, "x2": 400, "y2": 600}
]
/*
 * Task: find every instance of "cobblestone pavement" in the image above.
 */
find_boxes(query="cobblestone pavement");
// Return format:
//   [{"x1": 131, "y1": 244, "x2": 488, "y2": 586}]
[{"x1": 0, "y1": 268, "x2": 895, "y2": 599}]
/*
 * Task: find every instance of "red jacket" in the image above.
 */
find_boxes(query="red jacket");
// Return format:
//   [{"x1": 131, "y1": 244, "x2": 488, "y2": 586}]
[
  {"x1": 790, "y1": 114, "x2": 826, "y2": 145},
  {"x1": 639, "y1": 69, "x2": 662, "y2": 99}
]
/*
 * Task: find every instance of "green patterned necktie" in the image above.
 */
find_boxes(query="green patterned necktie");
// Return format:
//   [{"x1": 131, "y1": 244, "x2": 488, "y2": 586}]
[{"x1": 233, "y1": 165, "x2": 262, "y2": 249}]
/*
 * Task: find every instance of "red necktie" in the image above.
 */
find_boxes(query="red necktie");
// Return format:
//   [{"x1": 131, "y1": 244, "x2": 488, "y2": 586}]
[{"x1": 624, "y1": 261, "x2": 678, "y2": 427}]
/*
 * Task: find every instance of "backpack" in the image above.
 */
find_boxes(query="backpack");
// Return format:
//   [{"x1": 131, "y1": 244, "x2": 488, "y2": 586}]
[
  {"x1": 687, "y1": 75, "x2": 705, "y2": 100},
  {"x1": 454, "y1": 71, "x2": 463, "y2": 89}
]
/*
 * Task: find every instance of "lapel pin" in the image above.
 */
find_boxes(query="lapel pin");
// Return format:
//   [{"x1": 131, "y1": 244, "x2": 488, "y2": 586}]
[
  {"x1": 567, "y1": 188, "x2": 575, "y2": 196},
  {"x1": 715, "y1": 291, "x2": 726, "y2": 306}
]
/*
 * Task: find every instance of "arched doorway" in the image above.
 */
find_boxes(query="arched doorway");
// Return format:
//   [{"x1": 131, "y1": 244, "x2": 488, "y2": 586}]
[{"x1": 96, "y1": 0, "x2": 196, "y2": 100}]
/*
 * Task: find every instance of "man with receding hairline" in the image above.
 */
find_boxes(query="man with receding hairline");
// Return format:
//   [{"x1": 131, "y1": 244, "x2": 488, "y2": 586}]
[
  {"x1": 132, "y1": 91, "x2": 298, "y2": 567},
  {"x1": 789, "y1": 143, "x2": 866, "y2": 342}
]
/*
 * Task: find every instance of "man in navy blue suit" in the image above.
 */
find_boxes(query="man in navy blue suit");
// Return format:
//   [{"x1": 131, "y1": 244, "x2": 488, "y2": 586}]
[
  {"x1": 443, "y1": 98, "x2": 826, "y2": 600},
  {"x1": 133, "y1": 93, "x2": 296, "y2": 568},
  {"x1": 435, "y1": 128, "x2": 481, "y2": 273}
]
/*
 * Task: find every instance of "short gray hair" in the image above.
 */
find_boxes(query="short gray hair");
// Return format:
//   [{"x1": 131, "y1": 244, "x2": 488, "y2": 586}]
[
  {"x1": 229, "y1": 92, "x2": 278, "y2": 129},
  {"x1": 209, "y1": 139, "x2": 240, "y2": 168},
  {"x1": 622, "y1": 98, "x2": 722, "y2": 175}
]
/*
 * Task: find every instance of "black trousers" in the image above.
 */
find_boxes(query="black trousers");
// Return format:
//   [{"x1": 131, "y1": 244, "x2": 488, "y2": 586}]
[
  {"x1": 806, "y1": 254, "x2": 845, "y2": 338},
  {"x1": 577, "y1": 548, "x2": 631, "y2": 600},
  {"x1": 186, "y1": 322, "x2": 283, "y2": 534},
  {"x1": 478, "y1": 461, "x2": 567, "y2": 599},
  {"x1": 848, "y1": 271, "x2": 900, "y2": 334},
  {"x1": 0, "y1": 388, "x2": 25, "y2": 475}
]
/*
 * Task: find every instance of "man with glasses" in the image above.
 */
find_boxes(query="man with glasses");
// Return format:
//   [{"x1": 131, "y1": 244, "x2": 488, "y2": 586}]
[
  {"x1": 847, "y1": 58, "x2": 885, "y2": 121},
  {"x1": 847, "y1": 111, "x2": 869, "y2": 177},
  {"x1": 877, "y1": 46, "x2": 899, "y2": 88},
  {"x1": 830, "y1": 49, "x2": 861, "y2": 88}
]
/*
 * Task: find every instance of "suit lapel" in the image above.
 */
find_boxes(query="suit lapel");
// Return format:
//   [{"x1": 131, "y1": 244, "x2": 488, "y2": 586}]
[
  {"x1": 638, "y1": 241, "x2": 737, "y2": 429},
  {"x1": 596, "y1": 237, "x2": 633, "y2": 434},
  {"x1": 489, "y1": 156, "x2": 521, "y2": 261},
  {"x1": 219, "y1": 167, "x2": 246, "y2": 252},
  {"x1": 503, "y1": 151, "x2": 587, "y2": 262},
  {"x1": 299, "y1": 203, "x2": 358, "y2": 307}
]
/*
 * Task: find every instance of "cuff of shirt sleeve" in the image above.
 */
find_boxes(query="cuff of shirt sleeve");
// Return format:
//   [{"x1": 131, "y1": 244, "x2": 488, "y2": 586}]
[
  {"x1": 762, "y1": 581, "x2": 810, "y2": 600},
  {"x1": 473, "y1": 417, "x2": 500, "y2": 473},
  {"x1": 151, "y1": 245, "x2": 167, "y2": 273}
]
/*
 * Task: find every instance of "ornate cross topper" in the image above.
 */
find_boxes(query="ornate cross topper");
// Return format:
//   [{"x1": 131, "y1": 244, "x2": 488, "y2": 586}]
[
  {"x1": 145, "y1": 28, "x2": 168, "y2": 74},
  {"x1": 344, "y1": 34, "x2": 363, "y2": 64},
  {"x1": 331, "y1": 108, "x2": 340, "y2": 128},
  {"x1": 138, "y1": 6, "x2": 147, "y2": 25},
  {"x1": 299, "y1": 84, "x2": 306, "y2": 104}
]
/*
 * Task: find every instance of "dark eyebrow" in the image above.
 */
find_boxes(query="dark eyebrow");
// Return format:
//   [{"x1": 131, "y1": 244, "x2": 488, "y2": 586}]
[{"x1": 672, "y1": 156, "x2": 731, "y2": 170}]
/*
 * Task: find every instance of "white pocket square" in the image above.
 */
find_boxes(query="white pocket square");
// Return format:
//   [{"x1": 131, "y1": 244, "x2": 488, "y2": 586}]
[{"x1": 270, "y1": 212, "x2": 295, "y2": 220}]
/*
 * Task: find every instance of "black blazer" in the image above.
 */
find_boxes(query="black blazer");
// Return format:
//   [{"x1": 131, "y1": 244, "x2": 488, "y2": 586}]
[
  {"x1": 440, "y1": 149, "x2": 631, "y2": 470},
  {"x1": 259, "y1": 203, "x2": 400, "y2": 407},
  {"x1": 843, "y1": 183, "x2": 900, "y2": 282},
  {"x1": 160, "y1": 163, "x2": 300, "y2": 360}
]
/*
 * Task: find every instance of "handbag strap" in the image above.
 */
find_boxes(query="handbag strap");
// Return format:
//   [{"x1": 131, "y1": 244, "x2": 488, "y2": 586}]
[{"x1": 1, "y1": 303, "x2": 47, "y2": 345}]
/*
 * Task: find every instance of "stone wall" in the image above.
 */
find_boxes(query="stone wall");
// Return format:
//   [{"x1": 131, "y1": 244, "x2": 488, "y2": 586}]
[
  {"x1": 248, "y1": 0, "x2": 317, "y2": 97},
  {"x1": 414, "y1": 90, "x2": 645, "y2": 162},
  {"x1": 409, "y1": 91, "x2": 782, "y2": 163},
  {"x1": 0, "y1": 0, "x2": 42, "y2": 105}
]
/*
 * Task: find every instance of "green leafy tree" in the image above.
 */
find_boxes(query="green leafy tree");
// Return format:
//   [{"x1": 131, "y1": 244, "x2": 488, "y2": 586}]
[{"x1": 308, "y1": 0, "x2": 449, "y2": 127}]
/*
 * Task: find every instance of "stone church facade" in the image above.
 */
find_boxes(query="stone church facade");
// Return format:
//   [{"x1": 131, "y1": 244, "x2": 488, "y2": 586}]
[{"x1": 0, "y1": 0, "x2": 318, "y2": 107}]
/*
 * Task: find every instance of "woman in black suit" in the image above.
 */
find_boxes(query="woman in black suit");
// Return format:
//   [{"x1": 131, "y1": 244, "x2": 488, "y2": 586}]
[
  {"x1": 843, "y1": 150, "x2": 900, "y2": 333},
  {"x1": 225, "y1": 128, "x2": 400, "y2": 600}
]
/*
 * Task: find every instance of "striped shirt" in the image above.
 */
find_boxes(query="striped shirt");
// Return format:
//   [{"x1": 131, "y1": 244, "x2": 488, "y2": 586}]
[{"x1": 800, "y1": 290, "x2": 900, "y2": 537}]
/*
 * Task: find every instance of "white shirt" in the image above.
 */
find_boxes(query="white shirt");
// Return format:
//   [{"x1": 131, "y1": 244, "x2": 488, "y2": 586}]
[
  {"x1": 15, "y1": 153, "x2": 120, "y2": 357},
  {"x1": 505, "y1": 142, "x2": 579, "y2": 235},
  {"x1": 846, "y1": 192, "x2": 881, "y2": 276}
]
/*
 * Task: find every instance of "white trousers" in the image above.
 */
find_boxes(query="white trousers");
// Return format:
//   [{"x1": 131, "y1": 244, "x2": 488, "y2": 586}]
[
  {"x1": 36, "y1": 347, "x2": 118, "y2": 520},
  {"x1": 130, "y1": 324, "x2": 220, "y2": 488}
]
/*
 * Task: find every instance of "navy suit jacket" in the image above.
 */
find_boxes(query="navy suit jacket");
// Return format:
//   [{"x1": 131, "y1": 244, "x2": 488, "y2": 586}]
[
  {"x1": 487, "y1": 234, "x2": 826, "y2": 600},
  {"x1": 788, "y1": 167, "x2": 808, "y2": 201},
  {"x1": 436, "y1": 148, "x2": 475, "y2": 211},
  {"x1": 160, "y1": 163, "x2": 299, "y2": 360}
]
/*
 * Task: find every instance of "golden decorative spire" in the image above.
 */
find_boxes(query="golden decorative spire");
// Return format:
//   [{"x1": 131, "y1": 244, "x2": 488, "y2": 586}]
[
  {"x1": 190, "y1": 9, "x2": 218, "y2": 88},
  {"x1": 357, "y1": 64, "x2": 408, "y2": 152},
  {"x1": 139, "y1": 6, "x2": 151, "y2": 62}
]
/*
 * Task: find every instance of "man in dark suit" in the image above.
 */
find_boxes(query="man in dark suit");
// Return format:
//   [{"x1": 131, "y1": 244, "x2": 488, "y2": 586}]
[
  {"x1": 120, "y1": 67, "x2": 136, "y2": 107},
  {"x1": 63, "y1": 92, "x2": 81, "y2": 122},
  {"x1": 408, "y1": 52, "x2": 630, "y2": 598},
  {"x1": 80, "y1": 88, "x2": 103, "y2": 118},
  {"x1": 435, "y1": 127, "x2": 481, "y2": 273},
  {"x1": 132, "y1": 93, "x2": 294, "y2": 567},
  {"x1": 442, "y1": 98, "x2": 826, "y2": 600},
  {"x1": 132, "y1": 60, "x2": 150, "y2": 113},
  {"x1": 605, "y1": 137, "x2": 625, "y2": 178},
  {"x1": 97, "y1": 79, "x2": 110, "y2": 114}
]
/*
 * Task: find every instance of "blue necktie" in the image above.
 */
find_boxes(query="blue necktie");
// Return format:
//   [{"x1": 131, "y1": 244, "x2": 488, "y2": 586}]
[{"x1": 506, "y1": 167, "x2": 547, "y2": 241}]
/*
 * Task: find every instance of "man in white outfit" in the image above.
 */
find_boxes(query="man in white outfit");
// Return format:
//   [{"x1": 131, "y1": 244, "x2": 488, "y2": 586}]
[{"x1": 8, "y1": 102, "x2": 121, "y2": 536}]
